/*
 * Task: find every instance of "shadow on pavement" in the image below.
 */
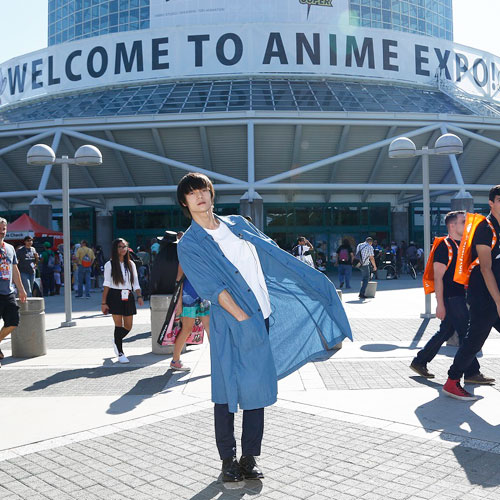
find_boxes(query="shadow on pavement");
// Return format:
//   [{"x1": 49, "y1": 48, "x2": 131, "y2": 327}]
[
  {"x1": 189, "y1": 478, "x2": 263, "y2": 499},
  {"x1": 415, "y1": 394, "x2": 500, "y2": 487},
  {"x1": 106, "y1": 372, "x2": 210, "y2": 415},
  {"x1": 415, "y1": 392, "x2": 500, "y2": 488},
  {"x1": 124, "y1": 331, "x2": 151, "y2": 343},
  {"x1": 21, "y1": 352, "x2": 168, "y2": 392},
  {"x1": 360, "y1": 343, "x2": 420, "y2": 353}
]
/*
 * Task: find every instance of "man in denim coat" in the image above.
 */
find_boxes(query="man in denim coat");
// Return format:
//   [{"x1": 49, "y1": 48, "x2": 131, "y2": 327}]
[{"x1": 177, "y1": 173, "x2": 352, "y2": 482}]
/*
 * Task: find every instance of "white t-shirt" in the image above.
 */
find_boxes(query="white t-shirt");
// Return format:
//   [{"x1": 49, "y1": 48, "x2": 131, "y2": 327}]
[
  {"x1": 204, "y1": 221, "x2": 271, "y2": 319},
  {"x1": 103, "y1": 260, "x2": 140, "y2": 291}
]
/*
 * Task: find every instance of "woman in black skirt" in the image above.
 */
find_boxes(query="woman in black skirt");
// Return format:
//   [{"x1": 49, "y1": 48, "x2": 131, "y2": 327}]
[{"x1": 101, "y1": 238, "x2": 144, "y2": 363}]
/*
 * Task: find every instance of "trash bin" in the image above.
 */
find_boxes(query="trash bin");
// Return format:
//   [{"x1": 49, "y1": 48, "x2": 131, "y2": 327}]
[
  {"x1": 377, "y1": 269, "x2": 388, "y2": 280},
  {"x1": 11, "y1": 298, "x2": 46, "y2": 358},
  {"x1": 150, "y1": 294, "x2": 185, "y2": 355},
  {"x1": 365, "y1": 281, "x2": 378, "y2": 298}
]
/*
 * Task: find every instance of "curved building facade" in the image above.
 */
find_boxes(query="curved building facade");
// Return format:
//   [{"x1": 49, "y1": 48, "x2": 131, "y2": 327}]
[
  {"x1": 1, "y1": 0, "x2": 499, "y2": 256},
  {"x1": 48, "y1": 0, "x2": 150, "y2": 46},
  {"x1": 349, "y1": 0, "x2": 453, "y2": 40}
]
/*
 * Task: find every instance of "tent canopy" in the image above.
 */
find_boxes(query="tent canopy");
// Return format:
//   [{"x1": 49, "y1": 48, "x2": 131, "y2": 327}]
[{"x1": 5, "y1": 214, "x2": 63, "y2": 246}]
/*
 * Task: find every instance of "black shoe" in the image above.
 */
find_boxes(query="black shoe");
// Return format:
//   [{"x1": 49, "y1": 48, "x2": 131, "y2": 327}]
[
  {"x1": 339, "y1": 282, "x2": 344, "y2": 289},
  {"x1": 239, "y1": 455, "x2": 264, "y2": 480},
  {"x1": 221, "y1": 457, "x2": 243, "y2": 482},
  {"x1": 358, "y1": 294, "x2": 367, "y2": 299},
  {"x1": 464, "y1": 373, "x2": 495, "y2": 385},
  {"x1": 410, "y1": 360, "x2": 435, "y2": 379}
]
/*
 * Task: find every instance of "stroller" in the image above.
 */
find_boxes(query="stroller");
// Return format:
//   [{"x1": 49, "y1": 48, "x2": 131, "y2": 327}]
[{"x1": 380, "y1": 250, "x2": 398, "y2": 279}]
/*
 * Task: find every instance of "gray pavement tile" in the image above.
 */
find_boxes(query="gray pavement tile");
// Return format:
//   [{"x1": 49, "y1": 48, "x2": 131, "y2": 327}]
[
  {"x1": 1, "y1": 324, "x2": 152, "y2": 350},
  {"x1": 0, "y1": 366, "x2": 172, "y2": 397},
  {"x1": 314, "y1": 357, "x2": 500, "y2": 390},
  {"x1": 3, "y1": 400, "x2": 500, "y2": 499}
]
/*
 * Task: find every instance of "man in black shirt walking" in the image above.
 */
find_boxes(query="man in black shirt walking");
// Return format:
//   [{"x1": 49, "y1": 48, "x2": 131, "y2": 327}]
[
  {"x1": 410, "y1": 211, "x2": 481, "y2": 379},
  {"x1": 16, "y1": 236, "x2": 38, "y2": 297},
  {"x1": 443, "y1": 187, "x2": 500, "y2": 400}
]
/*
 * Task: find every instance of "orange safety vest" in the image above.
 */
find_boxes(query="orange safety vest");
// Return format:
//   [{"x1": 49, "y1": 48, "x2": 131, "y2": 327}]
[
  {"x1": 422, "y1": 236, "x2": 455, "y2": 295},
  {"x1": 454, "y1": 213, "x2": 497, "y2": 287}
]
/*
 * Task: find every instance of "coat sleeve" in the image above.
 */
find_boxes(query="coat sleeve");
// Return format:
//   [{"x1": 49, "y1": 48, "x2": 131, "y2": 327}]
[{"x1": 177, "y1": 239, "x2": 227, "y2": 305}]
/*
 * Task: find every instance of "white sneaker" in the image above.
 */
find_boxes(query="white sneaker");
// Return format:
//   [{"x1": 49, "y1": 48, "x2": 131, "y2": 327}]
[
  {"x1": 118, "y1": 354, "x2": 129, "y2": 364},
  {"x1": 170, "y1": 360, "x2": 191, "y2": 371}
]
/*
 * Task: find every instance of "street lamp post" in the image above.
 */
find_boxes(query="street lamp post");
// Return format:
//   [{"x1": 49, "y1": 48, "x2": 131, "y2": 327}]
[
  {"x1": 27, "y1": 144, "x2": 102, "y2": 327},
  {"x1": 389, "y1": 133, "x2": 463, "y2": 318}
]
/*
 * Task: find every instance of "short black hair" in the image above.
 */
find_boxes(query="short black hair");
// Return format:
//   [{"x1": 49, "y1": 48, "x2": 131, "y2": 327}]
[
  {"x1": 23, "y1": 236, "x2": 33, "y2": 242},
  {"x1": 177, "y1": 173, "x2": 215, "y2": 218},
  {"x1": 489, "y1": 185, "x2": 500, "y2": 202},
  {"x1": 444, "y1": 210, "x2": 465, "y2": 227}
]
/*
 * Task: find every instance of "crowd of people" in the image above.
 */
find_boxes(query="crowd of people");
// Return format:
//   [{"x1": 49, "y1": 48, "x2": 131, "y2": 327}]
[{"x1": 3, "y1": 180, "x2": 500, "y2": 484}]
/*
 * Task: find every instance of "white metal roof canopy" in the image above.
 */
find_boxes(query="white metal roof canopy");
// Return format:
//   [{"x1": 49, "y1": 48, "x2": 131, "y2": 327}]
[{"x1": 0, "y1": 115, "x2": 500, "y2": 210}]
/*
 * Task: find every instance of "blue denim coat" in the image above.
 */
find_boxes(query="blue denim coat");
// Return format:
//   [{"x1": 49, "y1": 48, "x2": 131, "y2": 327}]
[{"x1": 178, "y1": 215, "x2": 352, "y2": 412}]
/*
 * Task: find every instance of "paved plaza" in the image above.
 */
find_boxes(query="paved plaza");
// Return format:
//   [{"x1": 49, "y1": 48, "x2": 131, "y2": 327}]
[{"x1": 2, "y1": 275, "x2": 500, "y2": 499}]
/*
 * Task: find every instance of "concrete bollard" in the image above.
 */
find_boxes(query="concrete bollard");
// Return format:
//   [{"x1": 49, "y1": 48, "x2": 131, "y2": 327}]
[
  {"x1": 12, "y1": 298, "x2": 46, "y2": 358},
  {"x1": 150, "y1": 294, "x2": 185, "y2": 355}
]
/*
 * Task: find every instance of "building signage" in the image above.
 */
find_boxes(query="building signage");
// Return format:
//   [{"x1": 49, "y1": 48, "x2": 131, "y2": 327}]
[
  {"x1": 150, "y1": 0, "x2": 340, "y2": 27},
  {"x1": 1, "y1": 21, "x2": 499, "y2": 108}
]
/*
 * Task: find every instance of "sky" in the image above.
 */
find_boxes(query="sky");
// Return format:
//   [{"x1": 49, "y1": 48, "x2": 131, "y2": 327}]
[{"x1": 0, "y1": 0, "x2": 498, "y2": 62}]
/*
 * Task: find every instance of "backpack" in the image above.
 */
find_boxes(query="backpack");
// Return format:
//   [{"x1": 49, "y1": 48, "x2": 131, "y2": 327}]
[
  {"x1": 81, "y1": 253, "x2": 92, "y2": 268},
  {"x1": 338, "y1": 248, "x2": 349, "y2": 263},
  {"x1": 454, "y1": 213, "x2": 497, "y2": 286},
  {"x1": 422, "y1": 237, "x2": 453, "y2": 295}
]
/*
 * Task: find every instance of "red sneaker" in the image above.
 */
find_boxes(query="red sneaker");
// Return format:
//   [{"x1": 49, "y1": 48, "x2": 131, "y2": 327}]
[{"x1": 443, "y1": 378, "x2": 478, "y2": 401}]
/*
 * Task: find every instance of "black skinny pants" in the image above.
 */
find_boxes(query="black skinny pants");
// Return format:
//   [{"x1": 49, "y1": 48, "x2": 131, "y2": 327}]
[
  {"x1": 415, "y1": 295, "x2": 480, "y2": 377},
  {"x1": 448, "y1": 298, "x2": 500, "y2": 380}
]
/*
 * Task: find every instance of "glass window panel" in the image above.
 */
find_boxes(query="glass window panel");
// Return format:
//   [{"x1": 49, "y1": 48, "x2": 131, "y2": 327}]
[
  {"x1": 334, "y1": 207, "x2": 359, "y2": 226},
  {"x1": 116, "y1": 209, "x2": 135, "y2": 230},
  {"x1": 70, "y1": 211, "x2": 91, "y2": 230},
  {"x1": 370, "y1": 206, "x2": 389, "y2": 225},
  {"x1": 391, "y1": 0, "x2": 400, "y2": 12},
  {"x1": 295, "y1": 207, "x2": 323, "y2": 226},
  {"x1": 130, "y1": 8, "x2": 139, "y2": 21},
  {"x1": 360, "y1": 207, "x2": 369, "y2": 225},
  {"x1": 266, "y1": 207, "x2": 288, "y2": 227}
]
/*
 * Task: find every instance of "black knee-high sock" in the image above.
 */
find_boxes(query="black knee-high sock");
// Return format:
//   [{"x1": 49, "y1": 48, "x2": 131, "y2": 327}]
[
  {"x1": 121, "y1": 327, "x2": 130, "y2": 342},
  {"x1": 114, "y1": 327, "x2": 124, "y2": 355},
  {"x1": 114, "y1": 327, "x2": 130, "y2": 355}
]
